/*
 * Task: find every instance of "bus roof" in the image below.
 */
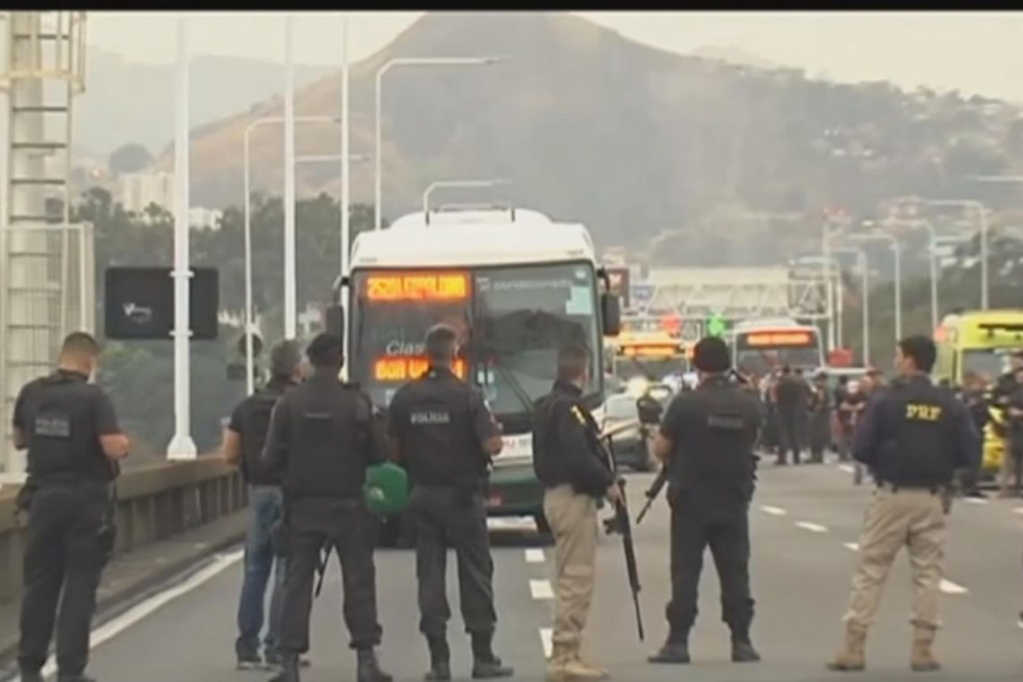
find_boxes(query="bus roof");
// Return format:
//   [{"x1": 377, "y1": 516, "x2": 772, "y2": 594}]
[
  {"x1": 350, "y1": 208, "x2": 598, "y2": 269},
  {"x1": 937, "y1": 309, "x2": 1023, "y2": 348}
]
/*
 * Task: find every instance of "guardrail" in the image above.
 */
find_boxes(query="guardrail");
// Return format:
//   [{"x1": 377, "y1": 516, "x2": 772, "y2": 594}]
[{"x1": 0, "y1": 456, "x2": 245, "y2": 604}]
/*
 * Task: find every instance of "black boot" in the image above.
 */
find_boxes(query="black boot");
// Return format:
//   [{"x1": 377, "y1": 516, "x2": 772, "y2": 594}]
[
  {"x1": 648, "y1": 630, "x2": 690, "y2": 664},
  {"x1": 20, "y1": 672, "x2": 44, "y2": 682},
  {"x1": 470, "y1": 631, "x2": 514, "y2": 679},
  {"x1": 266, "y1": 653, "x2": 300, "y2": 682},
  {"x1": 357, "y1": 648, "x2": 393, "y2": 682},
  {"x1": 731, "y1": 632, "x2": 761, "y2": 663},
  {"x1": 424, "y1": 636, "x2": 452, "y2": 681}
]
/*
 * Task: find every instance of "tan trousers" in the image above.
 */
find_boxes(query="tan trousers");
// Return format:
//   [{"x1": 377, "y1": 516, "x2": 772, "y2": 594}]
[
  {"x1": 843, "y1": 486, "x2": 945, "y2": 630},
  {"x1": 543, "y1": 485, "x2": 599, "y2": 647}
]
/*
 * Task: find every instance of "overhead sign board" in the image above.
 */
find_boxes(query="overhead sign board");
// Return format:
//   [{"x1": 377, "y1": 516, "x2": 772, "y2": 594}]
[{"x1": 104, "y1": 267, "x2": 219, "y2": 341}]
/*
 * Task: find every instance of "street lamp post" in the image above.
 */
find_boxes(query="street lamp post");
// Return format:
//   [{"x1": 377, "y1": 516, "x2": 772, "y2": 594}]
[
  {"x1": 422, "y1": 179, "x2": 508, "y2": 215},
  {"x1": 828, "y1": 247, "x2": 870, "y2": 366},
  {"x1": 375, "y1": 56, "x2": 505, "y2": 231},
  {"x1": 340, "y1": 11, "x2": 352, "y2": 381},
  {"x1": 849, "y1": 230, "x2": 902, "y2": 342},
  {"x1": 821, "y1": 221, "x2": 846, "y2": 352},
  {"x1": 284, "y1": 14, "x2": 296, "y2": 340},
  {"x1": 885, "y1": 217, "x2": 938, "y2": 331},
  {"x1": 240, "y1": 116, "x2": 337, "y2": 394},
  {"x1": 928, "y1": 199, "x2": 990, "y2": 310},
  {"x1": 168, "y1": 14, "x2": 196, "y2": 459}
]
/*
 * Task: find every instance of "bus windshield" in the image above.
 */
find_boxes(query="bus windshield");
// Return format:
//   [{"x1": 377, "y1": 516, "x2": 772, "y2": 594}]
[
  {"x1": 473, "y1": 263, "x2": 601, "y2": 421},
  {"x1": 962, "y1": 348, "x2": 1016, "y2": 385},
  {"x1": 733, "y1": 328, "x2": 822, "y2": 375},
  {"x1": 348, "y1": 263, "x2": 602, "y2": 417}
]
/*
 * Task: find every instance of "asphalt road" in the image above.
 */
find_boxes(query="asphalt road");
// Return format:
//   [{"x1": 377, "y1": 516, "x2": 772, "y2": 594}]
[{"x1": 62, "y1": 458, "x2": 1023, "y2": 681}]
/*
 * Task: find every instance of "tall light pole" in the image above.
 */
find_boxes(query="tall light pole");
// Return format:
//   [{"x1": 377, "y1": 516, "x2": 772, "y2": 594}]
[
  {"x1": 828, "y1": 247, "x2": 870, "y2": 366},
  {"x1": 168, "y1": 14, "x2": 196, "y2": 460},
  {"x1": 849, "y1": 229, "x2": 902, "y2": 342},
  {"x1": 928, "y1": 199, "x2": 990, "y2": 310},
  {"x1": 884, "y1": 217, "x2": 938, "y2": 331},
  {"x1": 340, "y1": 13, "x2": 352, "y2": 367},
  {"x1": 283, "y1": 14, "x2": 298, "y2": 340},
  {"x1": 821, "y1": 220, "x2": 846, "y2": 352},
  {"x1": 422, "y1": 179, "x2": 507, "y2": 215},
  {"x1": 374, "y1": 56, "x2": 505, "y2": 231},
  {"x1": 242, "y1": 115, "x2": 341, "y2": 395}
]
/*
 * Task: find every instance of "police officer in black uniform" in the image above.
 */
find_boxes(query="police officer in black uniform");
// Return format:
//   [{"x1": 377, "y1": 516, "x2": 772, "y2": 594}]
[
  {"x1": 224, "y1": 340, "x2": 305, "y2": 670},
  {"x1": 648, "y1": 336, "x2": 762, "y2": 665},
  {"x1": 15, "y1": 332, "x2": 129, "y2": 682},
  {"x1": 387, "y1": 323, "x2": 513, "y2": 681},
  {"x1": 262, "y1": 333, "x2": 391, "y2": 682}
]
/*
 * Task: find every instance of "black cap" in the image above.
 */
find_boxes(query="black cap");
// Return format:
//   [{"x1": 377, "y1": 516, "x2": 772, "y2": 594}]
[
  {"x1": 306, "y1": 333, "x2": 343, "y2": 367},
  {"x1": 692, "y1": 336, "x2": 730, "y2": 373}
]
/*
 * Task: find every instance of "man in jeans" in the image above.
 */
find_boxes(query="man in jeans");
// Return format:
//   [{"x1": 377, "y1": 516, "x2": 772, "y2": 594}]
[{"x1": 223, "y1": 340, "x2": 305, "y2": 669}]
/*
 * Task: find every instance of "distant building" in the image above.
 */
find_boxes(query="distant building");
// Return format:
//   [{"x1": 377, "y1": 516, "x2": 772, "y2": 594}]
[
  {"x1": 189, "y1": 207, "x2": 223, "y2": 230},
  {"x1": 118, "y1": 170, "x2": 174, "y2": 215},
  {"x1": 117, "y1": 170, "x2": 222, "y2": 228}
]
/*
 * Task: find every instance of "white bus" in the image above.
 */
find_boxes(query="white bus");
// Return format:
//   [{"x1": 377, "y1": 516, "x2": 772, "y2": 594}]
[
  {"x1": 335, "y1": 207, "x2": 621, "y2": 541},
  {"x1": 728, "y1": 317, "x2": 825, "y2": 377}
]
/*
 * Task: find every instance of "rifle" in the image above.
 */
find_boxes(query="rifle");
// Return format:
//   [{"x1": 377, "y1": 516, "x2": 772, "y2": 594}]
[
  {"x1": 577, "y1": 406, "x2": 644, "y2": 641},
  {"x1": 314, "y1": 542, "x2": 332, "y2": 598},
  {"x1": 635, "y1": 467, "x2": 667, "y2": 525}
]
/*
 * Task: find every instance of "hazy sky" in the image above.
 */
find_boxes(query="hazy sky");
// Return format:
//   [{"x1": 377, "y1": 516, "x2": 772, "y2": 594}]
[{"x1": 87, "y1": 11, "x2": 1023, "y2": 103}]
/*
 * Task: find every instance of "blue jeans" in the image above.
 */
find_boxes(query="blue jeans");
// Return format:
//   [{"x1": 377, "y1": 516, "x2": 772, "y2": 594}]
[{"x1": 235, "y1": 486, "x2": 286, "y2": 657}]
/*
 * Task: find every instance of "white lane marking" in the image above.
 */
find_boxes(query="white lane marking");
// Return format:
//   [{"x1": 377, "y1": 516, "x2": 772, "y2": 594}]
[
  {"x1": 843, "y1": 542, "x2": 859, "y2": 552},
  {"x1": 525, "y1": 549, "x2": 545, "y2": 563},
  {"x1": 838, "y1": 464, "x2": 855, "y2": 474},
  {"x1": 795, "y1": 521, "x2": 828, "y2": 533},
  {"x1": 963, "y1": 497, "x2": 988, "y2": 505},
  {"x1": 760, "y1": 505, "x2": 787, "y2": 516},
  {"x1": 939, "y1": 579, "x2": 968, "y2": 595},
  {"x1": 41, "y1": 550, "x2": 244, "y2": 678},
  {"x1": 540, "y1": 628, "x2": 553, "y2": 658},
  {"x1": 530, "y1": 579, "x2": 554, "y2": 600}
]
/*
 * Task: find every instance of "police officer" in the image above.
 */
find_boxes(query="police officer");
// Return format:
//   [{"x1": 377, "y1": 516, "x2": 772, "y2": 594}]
[
  {"x1": 223, "y1": 340, "x2": 305, "y2": 670},
  {"x1": 648, "y1": 337, "x2": 762, "y2": 665},
  {"x1": 15, "y1": 332, "x2": 130, "y2": 682},
  {"x1": 827, "y1": 335, "x2": 980, "y2": 673},
  {"x1": 262, "y1": 333, "x2": 391, "y2": 682},
  {"x1": 387, "y1": 323, "x2": 513, "y2": 680},
  {"x1": 533, "y1": 344, "x2": 619, "y2": 680}
]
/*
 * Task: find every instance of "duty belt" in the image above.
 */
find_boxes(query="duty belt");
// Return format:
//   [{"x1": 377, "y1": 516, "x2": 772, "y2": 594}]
[{"x1": 877, "y1": 481, "x2": 940, "y2": 495}]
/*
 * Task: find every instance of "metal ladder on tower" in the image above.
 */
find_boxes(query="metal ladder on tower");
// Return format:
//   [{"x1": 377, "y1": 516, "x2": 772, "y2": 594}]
[{"x1": 0, "y1": 11, "x2": 87, "y2": 476}]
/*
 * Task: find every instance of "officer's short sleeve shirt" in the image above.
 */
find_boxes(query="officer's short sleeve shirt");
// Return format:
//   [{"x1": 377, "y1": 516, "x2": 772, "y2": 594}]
[
  {"x1": 659, "y1": 392, "x2": 696, "y2": 443},
  {"x1": 93, "y1": 389, "x2": 121, "y2": 436}
]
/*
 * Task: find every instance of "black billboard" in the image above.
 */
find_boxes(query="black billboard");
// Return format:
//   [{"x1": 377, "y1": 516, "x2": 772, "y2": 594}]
[{"x1": 105, "y1": 266, "x2": 219, "y2": 341}]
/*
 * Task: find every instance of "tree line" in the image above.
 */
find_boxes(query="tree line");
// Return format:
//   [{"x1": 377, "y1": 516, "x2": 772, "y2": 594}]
[{"x1": 75, "y1": 188, "x2": 375, "y2": 463}]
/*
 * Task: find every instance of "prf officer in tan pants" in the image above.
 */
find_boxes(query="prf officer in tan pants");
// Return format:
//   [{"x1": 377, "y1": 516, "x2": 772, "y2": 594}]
[
  {"x1": 532, "y1": 345, "x2": 621, "y2": 680},
  {"x1": 828, "y1": 335, "x2": 980, "y2": 673}
]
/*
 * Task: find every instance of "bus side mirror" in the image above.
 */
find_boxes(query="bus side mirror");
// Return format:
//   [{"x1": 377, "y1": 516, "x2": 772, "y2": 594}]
[
  {"x1": 325, "y1": 305, "x2": 345, "y2": 341},
  {"x1": 601, "y1": 293, "x2": 621, "y2": 337}
]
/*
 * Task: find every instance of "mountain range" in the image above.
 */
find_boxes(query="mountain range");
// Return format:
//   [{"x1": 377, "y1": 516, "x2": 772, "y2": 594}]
[
  {"x1": 73, "y1": 46, "x2": 331, "y2": 160},
  {"x1": 121, "y1": 12, "x2": 1023, "y2": 263}
]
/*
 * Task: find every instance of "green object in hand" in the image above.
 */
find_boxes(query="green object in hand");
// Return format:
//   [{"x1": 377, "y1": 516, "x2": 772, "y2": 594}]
[{"x1": 364, "y1": 462, "x2": 409, "y2": 516}]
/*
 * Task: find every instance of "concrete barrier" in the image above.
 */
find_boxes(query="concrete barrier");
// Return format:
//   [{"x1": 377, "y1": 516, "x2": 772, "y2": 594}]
[{"x1": 0, "y1": 456, "x2": 246, "y2": 605}]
